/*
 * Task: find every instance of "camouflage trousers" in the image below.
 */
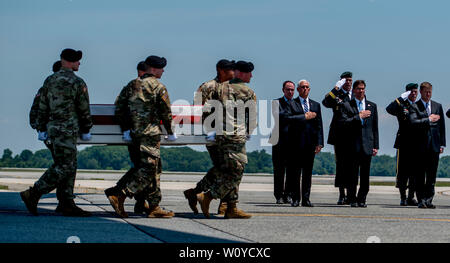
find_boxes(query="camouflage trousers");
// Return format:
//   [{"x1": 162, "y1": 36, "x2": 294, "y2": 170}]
[
  {"x1": 33, "y1": 135, "x2": 78, "y2": 201},
  {"x1": 208, "y1": 138, "x2": 247, "y2": 203},
  {"x1": 196, "y1": 143, "x2": 239, "y2": 202},
  {"x1": 121, "y1": 135, "x2": 162, "y2": 206}
]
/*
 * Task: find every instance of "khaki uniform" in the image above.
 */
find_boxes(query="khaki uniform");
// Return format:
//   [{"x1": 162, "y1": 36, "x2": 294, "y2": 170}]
[
  {"x1": 33, "y1": 68, "x2": 92, "y2": 201},
  {"x1": 114, "y1": 73, "x2": 173, "y2": 205},
  {"x1": 205, "y1": 78, "x2": 257, "y2": 203}
]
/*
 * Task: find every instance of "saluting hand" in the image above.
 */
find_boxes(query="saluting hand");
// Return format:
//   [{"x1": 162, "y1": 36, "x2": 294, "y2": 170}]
[
  {"x1": 335, "y1": 79, "x2": 346, "y2": 90},
  {"x1": 305, "y1": 112, "x2": 317, "y2": 120}
]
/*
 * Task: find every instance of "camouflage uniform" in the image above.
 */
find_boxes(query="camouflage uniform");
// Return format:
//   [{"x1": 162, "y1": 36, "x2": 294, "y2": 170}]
[
  {"x1": 206, "y1": 78, "x2": 257, "y2": 203},
  {"x1": 33, "y1": 67, "x2": 92, "y2": 201},
  {"x1": 115, "y1": 73, "x2": 173, "y2": 205},
  {"x1": 194, "y1": 78, "x2": 224, "y2": 192}
]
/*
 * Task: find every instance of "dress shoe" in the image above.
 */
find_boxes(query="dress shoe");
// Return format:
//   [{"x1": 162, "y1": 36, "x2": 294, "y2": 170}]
[
  {"x1": 406, "y1": 198, "x2": 418, "y2": 206},
  {"x1": 286, "y1": 196, "x2": 292, "y2": 204},
  {"x1": 425, "y1": 201, "x2": 436, "y2": 209},
  {"x1": 291, "y1": 200, "x2": 299, "y2": 207},
  {"x1": 400, "y1": 199, "x2": 407, "y2": 206},
  {"x1": 301, "y1": 200, "x2": 314, "y2": 207},
  {"x1": 337, "y1": 196, "x2": 347, "y2": 205},
  {"x1": 357, "y1": 202, "x2": 367, "y2": 208},
  {"x1": 276, "y1": 198, "x2": 283, "y2": 204},
  {"x1": 350, "y1": 203, "x2": 358, "y2": 207},
  {"x1": 418, "y1": 200, "x2": 427, "y2": 208}
]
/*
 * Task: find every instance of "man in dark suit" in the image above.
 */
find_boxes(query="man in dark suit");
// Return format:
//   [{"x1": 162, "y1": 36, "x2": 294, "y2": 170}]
[
  {"x1": 287, "y1": 80, "x2": 324, "y2": 207},
  {"x1": 270, "y1": 81, "x2": 297, "y2": 204},
  {"x1": 337, "y1": 80, "x2": 379, "y2": 207},
  {"x1": 408, "y1": 82, "x2": 446, "y2": 209},
  {"x1": 386, "y1": 83, "x2": 419, "y2": 206},
  {"x1": 322, "y1": 71, "x2": 353, "y2": 205}
]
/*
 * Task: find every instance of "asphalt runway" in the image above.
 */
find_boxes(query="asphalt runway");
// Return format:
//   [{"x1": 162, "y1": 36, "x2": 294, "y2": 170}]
[{"x1": 1, "y1": 182, "x2": 449, "y2": 243}]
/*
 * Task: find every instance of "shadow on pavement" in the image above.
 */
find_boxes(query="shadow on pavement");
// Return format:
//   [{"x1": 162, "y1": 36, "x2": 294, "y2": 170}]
[{"x1": 0, "y1": 192, "x2": 242, "y2": 243}]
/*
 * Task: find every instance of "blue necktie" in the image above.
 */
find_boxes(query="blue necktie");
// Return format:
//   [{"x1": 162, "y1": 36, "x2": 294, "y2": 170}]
[
  {"x1": 303, "y1": 99, "x2": 309, "y2": 113},
  {"x1": 426, "y1": 102, "x2": 430, "y2": 116},
  {"x1": 358, "y1": 101, "x2": 364, "y2": 125}
]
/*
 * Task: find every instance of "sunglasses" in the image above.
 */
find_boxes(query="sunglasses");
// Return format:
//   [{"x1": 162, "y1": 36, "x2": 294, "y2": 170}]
[{"x1": 299, "y1": 86, "x2": 310, "y2": 89}]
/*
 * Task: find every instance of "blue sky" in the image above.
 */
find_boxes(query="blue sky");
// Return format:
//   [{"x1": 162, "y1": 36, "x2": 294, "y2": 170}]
[{"x1": 1, "y1": 0, "x2": 449, "y2": 156}]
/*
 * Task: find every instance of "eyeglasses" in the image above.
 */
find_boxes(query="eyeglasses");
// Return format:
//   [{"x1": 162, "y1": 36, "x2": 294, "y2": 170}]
[{"x1": 299, "y1": 86, "x2": 310, "y2": 89}]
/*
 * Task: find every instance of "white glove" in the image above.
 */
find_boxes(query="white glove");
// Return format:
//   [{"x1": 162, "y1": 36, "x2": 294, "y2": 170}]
[
  {"x1": 400, "y1": 91, "x2": 411, "y2": 100},
  {"x1": 80, "y1": 133, "x2": 92, "y2": 141},
  {"x1": 335, "y1": 79, "x2": 346, "y2": 89},
  {"x1": 167, "y1": 133, "x2": 177, "y2": 141},
  {"x1": 206, "y1": 131, "x2": 216, "y2": 142},
  {"x1": 38, "y1": 131, "x2": 48, "y2": 141},
  {"x1": 122, "y1": 130, "x2": 132, "y2": 142}
]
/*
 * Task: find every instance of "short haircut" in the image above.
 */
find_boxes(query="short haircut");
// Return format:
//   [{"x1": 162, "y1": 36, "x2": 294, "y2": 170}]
[
  {"x1": 353, "y1": 80, "x2": 366, "y2": 89},
  {"x1": 137, "y1": 61, "x2": 148, "y2": 72},
  {"x1": 297, "y1": 79, "x2": 308, "y2": 86},
  {"x1": 420, "y1": 81, "x2": 432, "y2": 91},
  {"x1": 282, "y1": 80, "x2": 295, "y2": 89}
]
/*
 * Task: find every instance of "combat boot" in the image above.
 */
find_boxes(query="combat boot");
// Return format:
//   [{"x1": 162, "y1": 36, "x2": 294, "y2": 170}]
[
  {"x1": 60, "y1": 199, "x2": 92, "y2": 217},
  {"x1": 183, "y1": 188, "x2": 199, "y2": 214},
  {"x1": 197, "y1": 192, "x2": 213, "y2": 218},
  {"x1": 224, "y1": 202, "x2": 251, "y2": 219},
  {"x1": 134, "y1": 199, "x2": 147, "y2": 214},
  {"x1": 105, "y1": 187, "x2": 128, "y2": 218},
  {"x1": 20, "y1": 187, "x2": 41, "y2": 216},
  {"x1": 217, "y1": 201, "x2": 227, "y2": 216},
  {"x1": 146, "y1": 205, "x2": 174, "y2": 218}
]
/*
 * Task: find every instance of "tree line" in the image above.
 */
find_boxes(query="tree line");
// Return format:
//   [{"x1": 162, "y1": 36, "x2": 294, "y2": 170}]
[{"x1": 0, "y1": 147, "x2": 449, "y2": 178}]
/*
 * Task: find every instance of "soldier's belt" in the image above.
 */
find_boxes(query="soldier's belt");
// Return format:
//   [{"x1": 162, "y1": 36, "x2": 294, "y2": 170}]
[{"x1": 77, "y1": 104, "x2": 207, "y2": 146}]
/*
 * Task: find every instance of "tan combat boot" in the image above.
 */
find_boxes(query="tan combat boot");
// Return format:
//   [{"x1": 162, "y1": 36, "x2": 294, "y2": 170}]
[
  {"x1": 197, "y1": 192, "x2": 213, "y2": 218},
  {"x1": 183, "y1": 188, "x2": 199, "y2": 214},
  {"x1": 105, "y1": 187, "x2": 128, "y2": 218},
  {"x1": 20, "y1": 187, "x2": 41, "y2": 216},
  {"x1": 217, "y1": 201, "x2": 227, "y2": 216},
  {"x1": 146, "y1": 205, "x2": 174, "y2": 218},
  {"x1": 60, "y1": 199, "x2": 92, "y2": 217},
  {"x1": 224, "y1": 202, "x2": 251, "y2": 219}
]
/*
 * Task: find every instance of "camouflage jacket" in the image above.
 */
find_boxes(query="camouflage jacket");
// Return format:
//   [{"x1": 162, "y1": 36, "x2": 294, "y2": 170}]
[
  {"x1": 208, "y1": 78, "x2": 257, "y2": 144},
  {"x1": 195, "y1": 77, "x2": 221, "y2": 133},
  {"x1": 115, "y1": 73, "x2": 173, "y2": 137},
  {"x1": 36, "y1": 68, "x2": 92, "y2": 136},
  {"x1": 29, "y1": 87, "x2": 45, "y2": 130}
]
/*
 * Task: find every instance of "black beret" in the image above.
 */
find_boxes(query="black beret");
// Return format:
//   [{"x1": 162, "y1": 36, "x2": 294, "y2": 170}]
[
  {"x1": 145, "y1": 55, "x2": 167, "y2": 69},
  {"x1": 52, "y1": 61, "x2": 62, "y2": 73},
  {"x1": 60, "y1": 48, "x2": 82, "y2": 62},
  {"x1": 235, "y1": 61, "x2": 254, "y2": 73},
  {"x1": 340, "y1": 71, "x2": 353, "y2": 79},
  {"x1": 216, "y1": 59, "x2": 235, "y2": 70},
  {"x1": 137, "y1": 61, "x2": 147, "y2": 72},
  {"x1": 405, "y1": 83, "x2": 418, "y2": 91}
]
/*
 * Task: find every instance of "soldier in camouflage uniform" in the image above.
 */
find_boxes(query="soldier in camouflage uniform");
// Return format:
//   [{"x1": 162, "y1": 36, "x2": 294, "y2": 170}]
[
  {"x1": 21, "y1": 49, "x2": 93, "y2": 217},
  {"x1": 183, "y1": 59, "x2": 235, "y2": 216},
  {"x1": 105, "y1": 55, "x2": 177, "y2": 218},
  {"x1": 28, "y1": 61, "x2": 68, "y2": 213},
  {"x1": 108, "y1": 61, "x2": 157, "y2": 215},
  {"x1": 197, "y1": 61, "x2": 257, "y2": 219}
]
